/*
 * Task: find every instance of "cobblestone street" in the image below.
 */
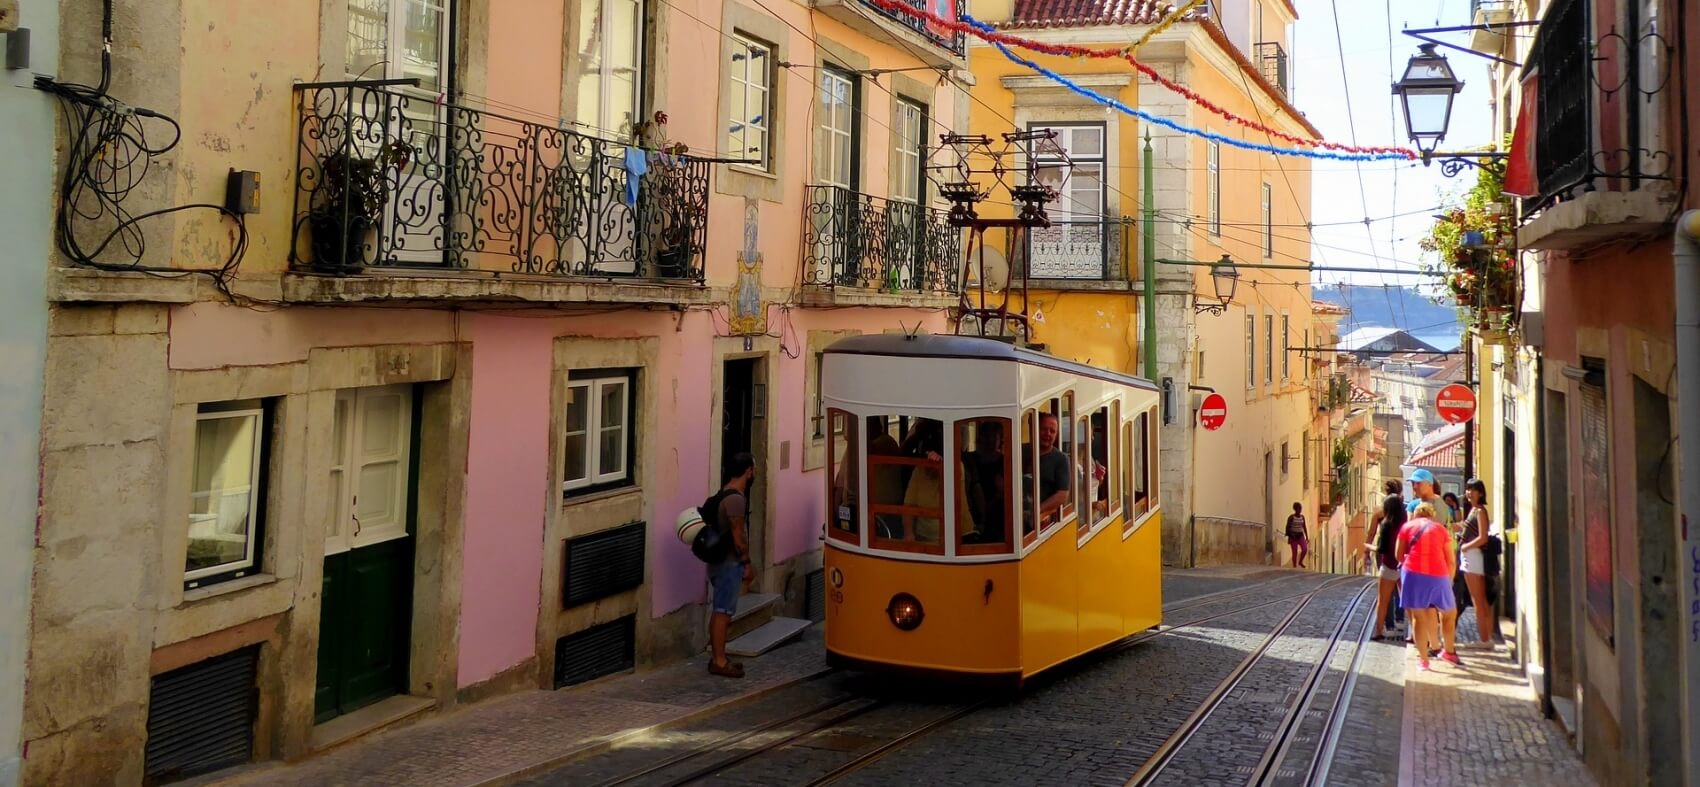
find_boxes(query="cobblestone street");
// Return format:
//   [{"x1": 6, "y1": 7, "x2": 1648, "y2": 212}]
[{"x1": 192, "y1": 569, "x2": 1595, "y2": 786}]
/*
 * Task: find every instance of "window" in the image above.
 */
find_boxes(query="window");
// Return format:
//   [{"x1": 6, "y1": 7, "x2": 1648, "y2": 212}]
[
  {"x1": 865, "y1": 415, "x2": 944, "y2": 554},
  {"x1": 956, "y1": 417, "x2": 1013, "y2": 555},
  {"x1": 1074, "y1": 414, "x2": 1091, "y2": 533},
  {"x1": 1206, "y1": 141, "x2": 1221, "y2": 235},
  {"x1": 1246, "y1": 312, "x2": 1256, "y2": 389},
  {"x1": 827, "y1": 409, "x2": 859, "y2": 544},
  {"x1": 815, "y1": 66, "x2": 857, "y2": 188},
  {"x1": 564, "y1": 370, "x2": 637, "y2": 494},
  {"x1": 892, "y1": 99, "x2": 926, "y2": 203},
  {"x1": 186, "y1": 400, "x2": 271, "y2": 588},
  {"x1": 1304, "y1": 329, "x2": 1310, "y2": 380},
  {"x1": 1030, "y1": 124, "x2": 1107, "y2": 278},
  {"x1": 1261, "y1": 182, "x2": 1273, "y2": 257},
  {"x1": 1124, "y1": 407, "x2": 1155, "y2": 530},
  {"x1": 346, "y1": 0, "x2": 449, "y2": 90},
  {"x1": 573, "y1": 0, "x2": 646, "y2": 138},
  {"x1": 727, "y1": 34, "x2": 773, "y2": 169},
  {"x1": 1019, "y1": 408, "x2": 1038, "y2": 544},
  {"x1": 1080, "y1": 404, "x2": 1116, "y2": 534},
  {"x1": 1024, "y1": 395, "x2": 1075, "y2": 535},
  {"x1": 1281, "y1": 312, "x2": 1290, "y2": 381},
  {"x1": 1265, "y1": 314, "x2": 1274, "y2": 384},
  {"x1": 1197, "y1": 350, "x2": 1206, "y2": 381},
  {"x1": 1280, "y1": 439, "x2": 1291, "y2": 480},
  {"x1": 1302, "y1": 433, "x2": 1312, "y2": 489}
]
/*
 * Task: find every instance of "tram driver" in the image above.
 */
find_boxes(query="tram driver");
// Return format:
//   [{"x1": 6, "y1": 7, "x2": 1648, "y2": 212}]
[{"x1": 1036, "y1": 412, "x2": 1072, "y2": 526}]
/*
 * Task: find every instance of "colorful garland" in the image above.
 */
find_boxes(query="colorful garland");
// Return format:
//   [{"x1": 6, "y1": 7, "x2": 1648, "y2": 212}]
[
  {"x1": 859, "y1": 0, "x2": 1419, "y2": 160},
  {"x1": 1123, "y1": 0, "x2": 1207, "y2": 54},
  {"x1": 982, "y1": 37, "x2": 1413, "y2": 161}
]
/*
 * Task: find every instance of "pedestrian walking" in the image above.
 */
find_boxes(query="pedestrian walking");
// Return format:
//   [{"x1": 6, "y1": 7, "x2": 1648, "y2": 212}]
[
  {"x1": 1363, "y1": 479, "x2": 1405, "y2": 641},
  {"x1": 1406, "y1": 470, "x2": 1459, "y2": 656},
  {"x1": 1396, "y1": 501, "x2": 1460, "y2": 670},
  {"x1": 1458, "y1": 479, "x2": 1496, "y2": 647},
  {"x1": 703, "y1": 453, "x2": 756, "y2": 678},
  {"x1": 1285, "y1": 502, "x2": 1309, "y2": 569}
]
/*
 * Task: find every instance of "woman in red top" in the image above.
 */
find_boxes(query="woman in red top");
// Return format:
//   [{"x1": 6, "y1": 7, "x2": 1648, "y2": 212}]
[{"x1": 1396, "y1": 502, "x2": 1459, "y2": 670}]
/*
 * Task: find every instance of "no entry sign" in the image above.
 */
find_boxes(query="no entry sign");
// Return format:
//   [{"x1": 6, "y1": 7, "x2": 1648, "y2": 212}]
[
  {"x1": 1199, "y1": 393, "x2": 1228, "y2": 431},
  {"x1": 1436, "y1": 383, "x2": 1477, "y2": 424}
]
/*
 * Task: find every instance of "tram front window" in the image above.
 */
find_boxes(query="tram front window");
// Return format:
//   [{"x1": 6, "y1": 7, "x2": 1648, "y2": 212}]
[
  {"x1": 827, "y1": 409, "x2": 858, "y2": 543},
  {"x1": 956, "y1": 417, "x2": 1012, "y2": 554},
  {"x1": 865, "y1": 415, "x2": 945, "y2": 553}
]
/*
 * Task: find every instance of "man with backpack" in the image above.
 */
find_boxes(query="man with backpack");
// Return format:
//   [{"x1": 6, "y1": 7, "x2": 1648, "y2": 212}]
[{"x1": 695, "y1": 452, "x2": 756, "y2": 678}]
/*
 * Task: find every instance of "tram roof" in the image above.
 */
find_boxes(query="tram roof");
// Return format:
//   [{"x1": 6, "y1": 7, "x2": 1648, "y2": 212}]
[{"x1": 823, "y1": 333, "x2": 1158, "y2": 391}]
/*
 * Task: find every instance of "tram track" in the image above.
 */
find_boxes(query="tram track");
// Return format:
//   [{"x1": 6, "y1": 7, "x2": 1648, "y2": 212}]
[
  {"x1": 1122, "y1": 578, "x2": 1376, "y2": 787},
  {"x1": 537, "y1": 572, "x2": 1357, "y2": 787}
]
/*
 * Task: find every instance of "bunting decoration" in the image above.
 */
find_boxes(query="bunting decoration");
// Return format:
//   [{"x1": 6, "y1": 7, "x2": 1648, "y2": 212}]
[
  {"x1": 1122, "y1": 0, "x2": 1207, "y2": 54},
  {"x1": 858, "y1": 0, "x2": 1420, "y2": 160}
]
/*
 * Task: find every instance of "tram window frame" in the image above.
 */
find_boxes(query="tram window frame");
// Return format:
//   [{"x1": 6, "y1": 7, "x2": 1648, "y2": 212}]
[
  {"x1": 1131, "y1": 409, "x2": 1151, "y2": 519},
  {"x1": 955, "y1": 417, "x2": 1015, "y2": 556},
  {"x1": 826, "y1": 409, "x2": 859, "y2": 545},
  {"x1": 1033, "y1": 393, "x2": 1076, "y2": 533},
  {"x1": 1120, "y1": 417, "x2": 1136, "y2": 536},
  {"x1": 863, "y1": 414, "x2": 947, "y2": 556},
  {"x1": 1020, "y1": 408, "x2": 1039, "y2": 547},
  {"x1": 1144, "y1": 405, "x2": 1160, "y2": 512},
  {"x1": 1108, "y1": 401, "x2": 1122, "y2": 521},
  {"x1": 1080, "y1": 402, "x2": 1115, "y2": 535}
]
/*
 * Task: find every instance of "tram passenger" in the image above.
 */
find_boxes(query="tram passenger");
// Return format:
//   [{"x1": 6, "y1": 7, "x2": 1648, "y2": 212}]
[
  {"x1": 900, "y1": 419, "x2": 945, "y2": 544},
  {"x1": 960, "y1": 420, "x2": 1007, "y2": 543},
  {"x1": 867, "y1": 419, "x2": 905, "y2": 539},
  {"x1": 1036, "y1": 413, "x2": 1072, "y2": 526}
]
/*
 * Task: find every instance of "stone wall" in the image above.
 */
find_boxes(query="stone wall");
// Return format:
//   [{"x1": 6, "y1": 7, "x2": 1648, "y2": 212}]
[{"x1": 1191, "y1": 516, "x2": 1270, "y2": 567}]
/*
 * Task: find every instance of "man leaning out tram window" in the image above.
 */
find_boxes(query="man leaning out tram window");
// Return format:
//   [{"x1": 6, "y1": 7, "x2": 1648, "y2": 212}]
[{"x1": 1036, "y1": 412, "x2": 1072, "y2": 526}]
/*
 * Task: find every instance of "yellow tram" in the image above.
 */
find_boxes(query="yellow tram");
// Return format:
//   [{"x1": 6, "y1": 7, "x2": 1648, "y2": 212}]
[{"x1": 820, "y1": 333, "x2": 1163, "y2": 686}]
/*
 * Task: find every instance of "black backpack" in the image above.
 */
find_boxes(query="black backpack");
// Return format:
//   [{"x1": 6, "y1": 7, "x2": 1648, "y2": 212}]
[
  {"x1": 690, "y1": 489, "x2": 738, "y2": 564},
  {"x1": 1481, "y1": 534, "x2": 1503, "y2": 577}
]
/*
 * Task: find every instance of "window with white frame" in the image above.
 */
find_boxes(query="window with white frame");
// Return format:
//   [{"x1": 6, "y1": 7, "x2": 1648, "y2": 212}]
[
  {"x1": 892, "y1": 99, "x2": 926, "y2": 203},
  {"x1": 1265, "y1": 314, "x2": 1274, "y2": 384},
  {"x1": 1245, "y1": 312, "x2": 1256, "y2": 389},
  {"x1": 1030, "y1": 124, "x2": 1107, "y2": 278},
  {"x1": 727, "y1": 33, "x2": 773, "y2": 169},
  {"x1": 186, "y1": 400, "x2": 271, "y2": 588},
  {"x1": 1207, "y1": 141, "x2": 1221, "y2": 235},
  {"x1": 815, "y1": 66, "x2": 858, "y2": 188},
  {"x1": 563, "y1": 369, "x2": 638, "y2": 493},
  {"x1": 572, "y1": 0, "x2": 647, "y2": 138},
  {"x1": 1261, "y1": 182, "x2": 1273, "y2": 258},
  {"x1": 1281, "y1": 312, "x2": 1290, "y2": 380},
  {"x1": 346, "y1": 0, "x2": 449, "y2": 90}
]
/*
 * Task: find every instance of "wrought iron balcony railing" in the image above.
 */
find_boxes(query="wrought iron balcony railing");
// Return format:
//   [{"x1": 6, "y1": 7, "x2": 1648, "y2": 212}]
[
  {"x1": 291, "y1": 80, "x2": 710, "y2": 282},
  {"x1": 1525, "y1": 0, "x2": 1675, "y2": 216},
  {"x1": 1255, "y1": 42, "x2": 1288, "y2": 97},
  {"x1": 1025, "y1": 218, "x2": 1128, "y2": 281},
  {"x1": 803, "y1": 185, "x2": 962, "y2": 296},
  {"x1": 863, "y1": 0, "x2": 965, "y2": 57}
]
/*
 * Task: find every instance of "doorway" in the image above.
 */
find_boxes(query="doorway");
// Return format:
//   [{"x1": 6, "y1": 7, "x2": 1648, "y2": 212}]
[
  {"x1": 1543, "y1": 389, "x2": 1577, "y2": 728},
  {"x1": 1263, "y1": 451, "x2": 1275, "y2": 563},
  {"x1": 721, "y1": 357, "x2": 767, "y2": 571},
  {"x1": 315, "y1": 384, "x2": 420, "y2": 723},
  {"x1": 1502, "y1": 425, "x2": 1518, "y2": 621}
]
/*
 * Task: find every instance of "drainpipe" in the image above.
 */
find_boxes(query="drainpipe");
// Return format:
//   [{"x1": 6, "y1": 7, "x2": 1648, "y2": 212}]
[{"x1": 1675, "y1": 209, "x2": 1700, "y2": 787}]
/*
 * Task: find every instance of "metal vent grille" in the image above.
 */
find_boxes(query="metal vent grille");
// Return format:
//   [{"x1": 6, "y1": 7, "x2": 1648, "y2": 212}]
[
  {"x1": 563, "y1": 521, "x2": 646, "y2": 608},
  {"x1": 804, "y1": 569, "x2": 826, "y2": 622},
  {"x1": 555, "y1": 616, "x2": 636, "y2": 689},
  {"x1": 145, "y1": 646, "x2": 258, "y2": 782}
]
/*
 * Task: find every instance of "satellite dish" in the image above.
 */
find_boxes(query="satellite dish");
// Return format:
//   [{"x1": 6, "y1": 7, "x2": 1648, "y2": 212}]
[{"x1": 962, "y1": 245, "x2": 1010, "y2": 293}]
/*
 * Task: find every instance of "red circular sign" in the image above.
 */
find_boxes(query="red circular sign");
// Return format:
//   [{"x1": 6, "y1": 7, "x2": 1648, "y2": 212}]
[
  {"x1": 1436, "y1": 383, "x2": 1477, "y2": 424},
  {"x1": 1199, "y1": 393, "x2": 1228, "y2": 431}
]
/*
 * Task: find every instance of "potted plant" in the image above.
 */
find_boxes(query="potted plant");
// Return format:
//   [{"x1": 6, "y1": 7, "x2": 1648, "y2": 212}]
[
  {"x1": 631, "y1": 111, "x2": 697, "y2": 279},
  {"x1": 309, "y1": 140, "x2": 412, "y2": 272}
]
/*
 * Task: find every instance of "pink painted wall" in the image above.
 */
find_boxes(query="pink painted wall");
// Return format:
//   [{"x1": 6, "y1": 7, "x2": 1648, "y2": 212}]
[
  {"x1": 484, "y1": 0, "x2": 565, "y2": 120},
  {"x1": 457, "y1": 314, "x2": 554, "y2": 686}
]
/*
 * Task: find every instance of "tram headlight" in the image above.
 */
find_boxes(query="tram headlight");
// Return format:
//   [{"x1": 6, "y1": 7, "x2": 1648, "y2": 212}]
[{"x1": 885, "y1": 593, "x2": 924, "y2": 631}]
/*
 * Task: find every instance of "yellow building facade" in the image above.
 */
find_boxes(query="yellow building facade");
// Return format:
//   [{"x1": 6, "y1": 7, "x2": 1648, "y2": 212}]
[{"x1": 965, "y1": 0, "x2": 1320, "y2": 565}]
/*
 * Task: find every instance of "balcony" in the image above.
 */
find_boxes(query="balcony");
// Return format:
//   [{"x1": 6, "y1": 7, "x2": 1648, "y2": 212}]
[
  {"x1": 1516, "y1": 0, "x2": 1679, "y2": 250},
  {"x1": 1469, "y1": 0, "x2": 1514, "y2": 52},
  {"x1": 288, "y1": 80, "x2": 713, "y2": 304},
  {"x1": 1025, "y1": 218, "x2": 1131, "y2": 289},
  {"x1": 802, "y1": 185, "x2": 962, "y2": 306},
  {"x1": 811, "y1": 0, "x2": 966, "y2": 68},
  {"x1": 1255, "y1": 42, "x2": 1289, "y2": 97}
]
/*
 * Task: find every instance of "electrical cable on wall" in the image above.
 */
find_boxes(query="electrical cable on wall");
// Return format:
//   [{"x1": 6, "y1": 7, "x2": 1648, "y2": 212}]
[{"x1": 35, "y1": 0, "x2": 257, "y2": 304}]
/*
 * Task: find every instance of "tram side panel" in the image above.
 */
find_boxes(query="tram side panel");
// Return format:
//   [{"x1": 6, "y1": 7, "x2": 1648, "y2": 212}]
[
  {"x1": 824, "y1": 547, "x2": 1022, "y2": 676},
  {"x1": 1016, "y1": 525, "x2": 1080, "y2": 677},
  {"x1": 1122, "y1": 511, "x2": 1164, "y2": 633},
  {"x1": 1076, "y1": 518, "x2": 1126, "y2": 653}
]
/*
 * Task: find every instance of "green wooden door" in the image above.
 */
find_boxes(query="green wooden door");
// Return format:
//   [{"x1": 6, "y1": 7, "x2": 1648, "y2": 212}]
[{"x1": 315, "y1": 385, "x2": 418, "y2": 723}]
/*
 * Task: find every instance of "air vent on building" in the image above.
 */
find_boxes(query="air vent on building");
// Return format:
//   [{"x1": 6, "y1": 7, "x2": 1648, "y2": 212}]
[
  {"x1": 804, "y1": 568, "x2": 826, "y2": 622},
  {"x1": 554, "y1": 616, "x2": 636, "y2": 689},
  {"x1": 562, "y1": 521, "x2": 646, "y2": 608},
  {"x1": 144, "y1": 645, "x2": 259, "y2": 783}
]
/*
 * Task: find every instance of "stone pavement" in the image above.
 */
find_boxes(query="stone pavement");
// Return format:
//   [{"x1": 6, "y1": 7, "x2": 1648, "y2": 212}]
[
  {"x1": 1396, "y1": 615, "x2": 1595, "y2": 787},
  {"x1": 211, "y1": 627, "x2": 829, "y2": 787}
]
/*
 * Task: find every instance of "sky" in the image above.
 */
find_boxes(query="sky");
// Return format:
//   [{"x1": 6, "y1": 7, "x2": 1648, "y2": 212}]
[{"x1": 1289, "y1": 0, "x2": 1503, "y2": 313}]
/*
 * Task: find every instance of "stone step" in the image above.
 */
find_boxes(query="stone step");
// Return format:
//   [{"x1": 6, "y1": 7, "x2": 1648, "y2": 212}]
[
  {"x1": 726, "y1": 617, "x2": 812, "y2": 658},
  {"x1": 728, "y1": 592, "x2": 781, "y2": 640}
]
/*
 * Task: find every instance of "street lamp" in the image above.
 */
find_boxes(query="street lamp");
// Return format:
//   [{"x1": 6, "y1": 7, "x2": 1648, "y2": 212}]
[
  {"x1": 1195, "y1": 254, "x2": 1239, "y2": 315},
  {"x1": 1392, "y1": 44, "x2": 1463, "y2": 156},
  {"x1": 1393, "y1": 44, "x2": 1506, "y2": 177}
]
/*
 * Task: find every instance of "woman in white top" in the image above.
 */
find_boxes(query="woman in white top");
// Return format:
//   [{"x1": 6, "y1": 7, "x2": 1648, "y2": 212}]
[{"x1": 1458, "y1": 478, "x2": 1494, "y2": 646}]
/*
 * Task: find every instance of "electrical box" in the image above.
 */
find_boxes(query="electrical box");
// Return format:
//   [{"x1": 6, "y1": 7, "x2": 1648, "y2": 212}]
[{"x1": 224, "y1": 169, "x2": 260, "y2": 215}]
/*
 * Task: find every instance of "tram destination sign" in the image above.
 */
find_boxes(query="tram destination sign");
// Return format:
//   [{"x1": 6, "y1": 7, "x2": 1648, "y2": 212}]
[
  {"x1": 1199, "y1": 393, "x2": 1227, "y2": 431},
  {"x1": 1436, "y1": 383, "x2": 1477, "y2": 424}
]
